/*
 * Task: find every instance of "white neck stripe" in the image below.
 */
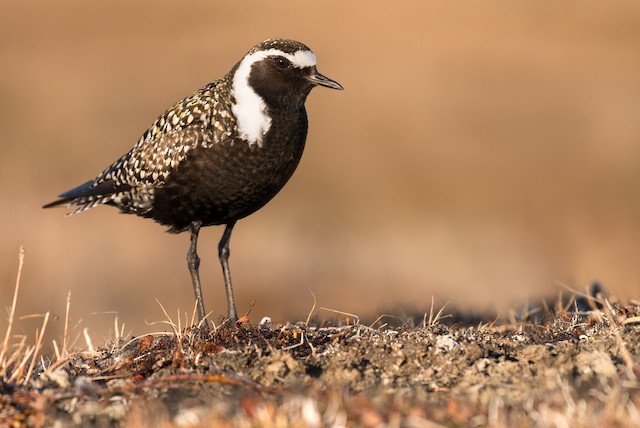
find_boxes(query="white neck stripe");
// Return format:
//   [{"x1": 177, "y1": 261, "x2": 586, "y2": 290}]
[{"x1": 231, "y1": 48, "x2": 316, "y2": 147}]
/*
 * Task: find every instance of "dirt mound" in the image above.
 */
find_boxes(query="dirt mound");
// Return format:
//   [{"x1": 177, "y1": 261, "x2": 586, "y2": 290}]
[{"x1": 2, "y1": 304, "x2": 640, "y2": 427}]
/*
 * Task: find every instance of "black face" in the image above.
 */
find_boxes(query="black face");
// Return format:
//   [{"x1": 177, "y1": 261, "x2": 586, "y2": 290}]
[{"x1": 248, "y1": 56, "x2": 316, "y2": 109}]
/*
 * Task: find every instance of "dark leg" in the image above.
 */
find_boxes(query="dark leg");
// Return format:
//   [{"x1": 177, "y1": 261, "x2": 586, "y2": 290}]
[
  {"x1": 219, "y1": 221, "x2": 238, "y2": 322},
  {"x1": 187, "y1": 221, "x2": 207, "y2": 322}
]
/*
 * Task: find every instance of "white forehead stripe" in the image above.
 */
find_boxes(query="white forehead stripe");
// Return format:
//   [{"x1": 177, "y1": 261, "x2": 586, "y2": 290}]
[
  {"x1": 252, "y1": 48, "x2": 317, "y2": 68},
  {"x1": 231, "y1": 48, "x2": 316, "y2": 147},
  {"x1": 283, "y1": 49, "x2": 317, "y2": 68}
]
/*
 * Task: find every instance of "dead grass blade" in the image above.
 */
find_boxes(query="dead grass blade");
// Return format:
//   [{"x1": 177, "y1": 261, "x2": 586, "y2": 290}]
[
  {"x1": 556, "y1": 281, "x2": 606, "y2": 309},
  {"x1": 1, "y1": 246, "x2": 25, "y2": 376},
  {"x1": 305, "y1": 288, "x2": 317, "y2": 327},
  {"x1": 424, "y1": 296, "x2": 451, "y2": 327},
  {"x1": 63, "y1": 291, "x2": 71, "y2": 356},
  {"x1": 23, "y1": 312, "x2": 50, "y2": 385},
  {"x1": 368, "y1": 314, "x2": 401, "y2": 329},
  {"x1": 320, "y1": 307, "x2": 360, "y2": 325},
  {"x1": 7, "y1": 345, "x2": 34, "y2": 384},
  {"x1": 83, "y1": 328, "x2": 95, "y2": 353},
  {"x1": 152, "y1": 298, "x2": 181, "y2": 338},
  {"x1": 2, "y1": 335, "x2": 26, "y2": 379}
]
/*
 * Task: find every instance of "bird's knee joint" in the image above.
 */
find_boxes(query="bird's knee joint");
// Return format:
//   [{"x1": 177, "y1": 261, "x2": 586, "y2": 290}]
[
  {"x1": 218, "y1": 246, "x2": 230, "y2": 260},
  {"x1": 188, "y1": 252, "x2": 200, "y2": 270}
]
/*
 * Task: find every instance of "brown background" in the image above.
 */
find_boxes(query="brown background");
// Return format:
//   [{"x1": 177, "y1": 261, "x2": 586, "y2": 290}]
[{"x1": 2, "y1": 1, "x2": 640, "y2": 339}]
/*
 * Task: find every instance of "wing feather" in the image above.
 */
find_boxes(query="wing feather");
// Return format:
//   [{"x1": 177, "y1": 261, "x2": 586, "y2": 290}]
[{"x1": 43, "y1": 78, "x2": 237, "y2": 216}]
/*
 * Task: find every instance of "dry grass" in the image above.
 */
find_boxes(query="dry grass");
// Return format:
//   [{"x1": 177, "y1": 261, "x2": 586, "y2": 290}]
[
  {"x1": 2, "y1": 250, "x2": 640, "y2": 427},
  {"x1": 0, "y1": 247, "x2": 51, "y2": 386}
]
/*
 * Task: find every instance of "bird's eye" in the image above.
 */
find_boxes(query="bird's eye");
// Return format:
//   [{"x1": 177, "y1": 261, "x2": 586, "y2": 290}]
[{"x1": 274, "y1": 57, "x2": 291, "y2": 69}]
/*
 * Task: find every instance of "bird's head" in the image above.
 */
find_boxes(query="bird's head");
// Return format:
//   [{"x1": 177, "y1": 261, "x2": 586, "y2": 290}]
[
  {"x1": 230, "y1": 38, "x2": 342, "y2": 145},
  {"x1": 236, "y1": 39, "x2": 343, "y2": 108}
]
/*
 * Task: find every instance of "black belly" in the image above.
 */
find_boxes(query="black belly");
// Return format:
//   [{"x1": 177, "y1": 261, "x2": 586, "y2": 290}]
[{"x1": 146, "y1": 126, "x2": 306, "y2": 233}]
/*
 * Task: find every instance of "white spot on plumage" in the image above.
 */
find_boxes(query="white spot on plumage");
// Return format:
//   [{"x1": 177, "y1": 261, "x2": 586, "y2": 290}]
[{"x1": 231, "y1": 48, "x2": 316, "y2": 148}]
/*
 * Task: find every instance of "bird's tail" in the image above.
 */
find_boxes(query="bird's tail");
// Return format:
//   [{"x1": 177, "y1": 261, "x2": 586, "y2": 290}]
[{"x1": 43, "y1": 179, "x2": 131, "y2": 215}]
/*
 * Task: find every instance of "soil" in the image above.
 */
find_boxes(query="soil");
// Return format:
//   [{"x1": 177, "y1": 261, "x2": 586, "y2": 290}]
[{"x1": 2, "y1": 301, "x2": 640, "y2": 427}]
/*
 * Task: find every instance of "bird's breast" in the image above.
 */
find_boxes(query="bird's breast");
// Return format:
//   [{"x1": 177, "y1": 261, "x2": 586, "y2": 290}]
[{"x1": 148, "y1": 111, "x2": 308, "y2": 231}]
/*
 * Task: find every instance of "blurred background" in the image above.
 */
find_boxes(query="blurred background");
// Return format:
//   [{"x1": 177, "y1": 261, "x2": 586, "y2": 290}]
[{"x1": 2, "y1": 0, "x2": 640, "y2": 340}]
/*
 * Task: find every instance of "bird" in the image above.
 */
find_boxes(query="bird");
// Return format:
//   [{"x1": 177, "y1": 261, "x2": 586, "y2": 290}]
[{"x1": 43, "y1": 38, "x2": 343, "y2": 324}]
